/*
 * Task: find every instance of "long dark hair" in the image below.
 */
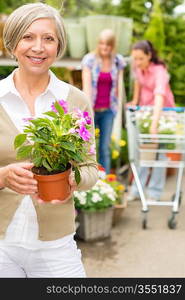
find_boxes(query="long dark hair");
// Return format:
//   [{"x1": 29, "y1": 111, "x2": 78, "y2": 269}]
[{"x1": 132, "y1": 40, "x2": 165, "y2": 66}]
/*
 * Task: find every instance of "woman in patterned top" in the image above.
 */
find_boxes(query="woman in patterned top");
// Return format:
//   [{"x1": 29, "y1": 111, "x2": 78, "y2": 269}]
[{"x1": 81, "y1": 29, "x2": 126, "y2": 174}]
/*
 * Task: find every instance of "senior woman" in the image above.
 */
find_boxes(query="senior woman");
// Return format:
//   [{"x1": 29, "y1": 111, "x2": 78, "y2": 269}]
[{"x1": 0, "y1": 2, "x2": 98, "y2": 278}]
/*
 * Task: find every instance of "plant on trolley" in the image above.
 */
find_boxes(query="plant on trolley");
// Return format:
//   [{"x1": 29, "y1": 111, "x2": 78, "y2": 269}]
[{"x1": 136, "y1": 110, "x2": 183, "y2": 150}]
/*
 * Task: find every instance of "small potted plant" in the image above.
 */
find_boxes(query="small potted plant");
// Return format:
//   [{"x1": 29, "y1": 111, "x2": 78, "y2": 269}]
[
  {"x1": 74, "y1": 179, "x2": 116, "y2": 241},
  {"x1": 136, "y1": 110, "x2": 158, "y2": 160},
  {"x1": 103, "y1": 173, "x2": 126, "y2": 226},
  {"x1": 14, "y1": 100, "x2": 94, "y2": 202}
]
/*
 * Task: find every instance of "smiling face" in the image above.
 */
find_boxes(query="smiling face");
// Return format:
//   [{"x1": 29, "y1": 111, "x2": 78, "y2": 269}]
[
  {"x1": 98, "y1": 39, "x2": 113, "y2": 58},
  {"x1": 131, "y1": 49, "x2": 151, "y2": 70},
  {"x1": 13, "y1": 18, "x2": 59, "y2": 76}
]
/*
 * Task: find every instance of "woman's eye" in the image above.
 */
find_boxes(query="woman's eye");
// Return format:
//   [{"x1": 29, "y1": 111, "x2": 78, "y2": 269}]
[
  {"x1": 23, "y1": 35, "x2": 32, "y2": 40},
  {"x1": 44, "y1": 37, "x2": 54, "y2": 41}
]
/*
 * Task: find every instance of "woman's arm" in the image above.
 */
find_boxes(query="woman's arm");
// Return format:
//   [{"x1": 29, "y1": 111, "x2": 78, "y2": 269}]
[
  {"x1": 150, "y1": 94, "x2": 164, "y2": 134},
  {"x1": 81, "y1": 66, "x2": 92, "y2": 101},
  {"x1": 126, "y1": 79, "x2": 140, "y2": 106},
  {"x1": 0, "y1": 167, "x2": 6, "y2": 189},
  {"x1": 117, "y1": 69, "x2": 123, "y2": 99},
  {"x1": 131, "y1": 79, "x2": 140, "y2": 105}
]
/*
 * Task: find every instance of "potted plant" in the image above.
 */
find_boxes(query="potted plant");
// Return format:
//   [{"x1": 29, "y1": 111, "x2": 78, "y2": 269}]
[
  {"x1": 136, "y1": 110, "x2": 158, "y2": 160},
  {"x1": 104, "y1": 173, "x2": 126, "y2": 226},
  {"x1": 136, "y1": 110, "x2": 183, "y2": 160},
  {"x1": 74, "y1": 179, "x2": 116, "y2": 241},
  {"x1": 14, "y1": 100, "x2": 94, "y2": 202}
]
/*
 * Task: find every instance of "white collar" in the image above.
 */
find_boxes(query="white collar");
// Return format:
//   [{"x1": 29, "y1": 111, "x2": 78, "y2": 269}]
[{"x1": 0, "y1": 69, "x2": 70, "y2": 100}]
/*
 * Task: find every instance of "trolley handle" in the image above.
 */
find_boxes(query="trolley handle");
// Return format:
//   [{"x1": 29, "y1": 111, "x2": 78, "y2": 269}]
[{"x1": 126, "y1": 105, "x2": 185, "y2": 112}]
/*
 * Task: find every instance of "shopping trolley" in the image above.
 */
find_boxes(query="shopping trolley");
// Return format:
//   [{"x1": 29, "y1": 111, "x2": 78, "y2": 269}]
[{"x1": 126, "y1": 106, "x2": 185, "y2": 229}]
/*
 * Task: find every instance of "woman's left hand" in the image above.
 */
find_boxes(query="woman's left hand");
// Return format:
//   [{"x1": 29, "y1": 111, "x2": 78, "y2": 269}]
[{"x1": 32, "y1": 171, "x2": 77, "y2": 204}]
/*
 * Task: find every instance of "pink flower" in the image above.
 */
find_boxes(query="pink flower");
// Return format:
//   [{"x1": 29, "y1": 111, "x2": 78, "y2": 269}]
[
  {"x1": 83, "y1": 111, "x2": 91, "y2": 125},
  {"x1": 22, "y1": 117, "x2": 34, "y2": 122},
  {"x1": 89, "y1": 144, "x2": 96, "y2": 155},
  {"x1": 69, "y1": 128, "x2": 76, "y2": 134},
  {"x1": 51, "y1": 99, "x2": 68, "y2": 114},
  {"x1": 74, "y1": 109, "x2": 91, "y2": 125},
  {"x1": 76, "y1": 125, "x2": 91, "y2": 141}
]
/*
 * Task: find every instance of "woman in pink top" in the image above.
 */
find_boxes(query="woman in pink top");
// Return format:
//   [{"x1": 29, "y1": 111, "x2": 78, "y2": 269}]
[{"x1": 127, "y1": 40, "x2": 175, "y2": 201}]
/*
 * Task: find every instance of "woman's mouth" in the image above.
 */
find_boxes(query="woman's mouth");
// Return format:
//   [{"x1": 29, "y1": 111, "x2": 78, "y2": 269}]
[{"x1": 27, "y1": 56, "x2": 46, "y2": 64}]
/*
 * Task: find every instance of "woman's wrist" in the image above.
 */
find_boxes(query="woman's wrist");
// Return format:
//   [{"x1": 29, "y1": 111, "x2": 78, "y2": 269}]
[
  {"x1": 0, "y1": 167, "x2": 7, "y2": 189},
  {"x1": 132, "y1": 99, "x2": 138, "y2": 105}
]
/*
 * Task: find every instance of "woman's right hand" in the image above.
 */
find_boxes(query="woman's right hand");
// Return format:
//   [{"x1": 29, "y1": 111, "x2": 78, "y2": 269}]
[
  {"x1": 0, "y1": 162, "x2": 38, "y2": 195},
  {"x1": 126, "y1": 100, "x2": 138, "y2": 107}
]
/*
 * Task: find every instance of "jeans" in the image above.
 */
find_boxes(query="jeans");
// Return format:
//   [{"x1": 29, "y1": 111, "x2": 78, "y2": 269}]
[
  {"x1": 130, "y1": 154, "x2": 167, "y2": 200},
  {"x1": 94, "y1": 109, "x2": 114, "y2": 174}
]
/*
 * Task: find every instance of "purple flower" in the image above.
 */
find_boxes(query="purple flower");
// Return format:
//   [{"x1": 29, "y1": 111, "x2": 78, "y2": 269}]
[
  {"x1": 51, "y1": 99, "x2": 68, "y2": 114},
  {"x1": 83, "y1": 111, "x2": 92, "y2": 125},
  {"x1": 76, "y1": 125, "x2": 91, "y2": 141}
]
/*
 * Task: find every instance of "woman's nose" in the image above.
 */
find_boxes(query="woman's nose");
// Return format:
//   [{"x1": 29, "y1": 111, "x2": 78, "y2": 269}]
[{"x1": 31, "y1": 38, "x2": 44, "y2": 52}]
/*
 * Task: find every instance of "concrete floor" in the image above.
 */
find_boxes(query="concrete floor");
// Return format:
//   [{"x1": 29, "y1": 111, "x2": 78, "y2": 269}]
[{"x1": 77, "y1": 170, "x2": 185, "y2": 277}]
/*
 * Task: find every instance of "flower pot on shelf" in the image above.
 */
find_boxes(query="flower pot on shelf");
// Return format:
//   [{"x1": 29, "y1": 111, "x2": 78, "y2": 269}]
[
  {"x1": 139, "y1": 143, "x2": 158, "y2": 161},
  {"x1": 33, "y1": 166, "x2": 71, "y2": 202},
  {"x1": 166, "y1": 153, "x2": 182, "y2": 176},
  {"x1": 166, "y1": 153, "x2": 182, "y2": 161},
  {"x1": 112, "y1": 198, "x2": 127, "y2": 226},
  {"x1": 76, "y1": 207, "x2": 113, "y2": 242}
]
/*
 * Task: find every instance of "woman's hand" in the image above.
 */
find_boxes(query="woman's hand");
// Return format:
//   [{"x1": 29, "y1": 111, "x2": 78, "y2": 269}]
[
  {"x1": 125, "y1": 100, "x2": 138, "y2": 107},
  {"x1": 0, "y1": 162, "x2": 37, "y2": 194},
  {"x1": 33, "y1": 170, "x2": 77, "y2": 205}
]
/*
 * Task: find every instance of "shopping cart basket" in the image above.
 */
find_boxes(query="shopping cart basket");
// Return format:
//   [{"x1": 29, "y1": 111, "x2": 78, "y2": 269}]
[{"x1": 126, "y1": 106, "x2": 185, "y2": 229}]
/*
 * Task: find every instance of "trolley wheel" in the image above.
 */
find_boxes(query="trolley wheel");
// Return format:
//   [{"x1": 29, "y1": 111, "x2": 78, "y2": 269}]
[
  {"x1": 142, "y1": 214, "x2": 147, "y2": 229},
  {"x1": 168, "y1": 215, "x2": 177, "y2": 229}
]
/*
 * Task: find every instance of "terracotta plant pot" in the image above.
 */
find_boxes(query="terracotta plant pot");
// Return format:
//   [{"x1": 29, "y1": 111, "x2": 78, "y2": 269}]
[
  {"x1": 166, "y1": 153, "x2": 182, "y2": 161},
  {"x1": 166, "y1": 153, "x2": 182, "y2": 176},
  {"x1": 33, "y1": 167, "x2": 71, "y2": 202}
]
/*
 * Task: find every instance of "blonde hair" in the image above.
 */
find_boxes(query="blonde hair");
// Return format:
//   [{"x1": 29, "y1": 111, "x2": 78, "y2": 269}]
[
  {"x1": 3, "y1": 2, "x2": 66, "y2": 58},
  {"x1": 95, "y1": 28, "x2": 116, "y2": 56}
]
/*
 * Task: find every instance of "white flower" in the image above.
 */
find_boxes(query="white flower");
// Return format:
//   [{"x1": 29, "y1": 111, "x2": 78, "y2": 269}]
[
  {"x1": 92, "y1": 193, "x2": 102, "y2": 203},
  {"x1": 98, "y1": 170, "x2": 106, "y2": 179}
]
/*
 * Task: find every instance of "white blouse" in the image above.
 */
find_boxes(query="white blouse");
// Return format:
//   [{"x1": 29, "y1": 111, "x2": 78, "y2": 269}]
[{"x1": 0, "y1": 69, "x2": 75, "y2": 249}]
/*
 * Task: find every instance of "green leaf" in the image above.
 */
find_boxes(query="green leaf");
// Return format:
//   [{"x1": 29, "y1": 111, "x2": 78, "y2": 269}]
[
  {"x1": 42, "y1": 159, "x2": 52, "y2": 172},
  {"x1": 14, "y1": 134, "x2": 27, "y2": 149},
  {"x1": 60, "y1": 141, "x2": 75, "y2": 151},
  {"x1": 67, "y1": 151, "x2": 83, "y2": 162},
  {"x1": 43, "y1": 111, "x2": 58, "y2": 119},
  {"x1": 54, "y1": 101, "x2": 64, "y2": 116},
  {"x1": 32, "y1": 137, "x2": 48, "y2": 143},
  {"x1": 74, "y1": 167, "x2": 81, "y2": 184},
  {"x1": 16, "y1": 145, "x2": 33, "y2": 159},
  {"x1": 32, "y1": 156, "x2": 42, "y2": 167}
]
